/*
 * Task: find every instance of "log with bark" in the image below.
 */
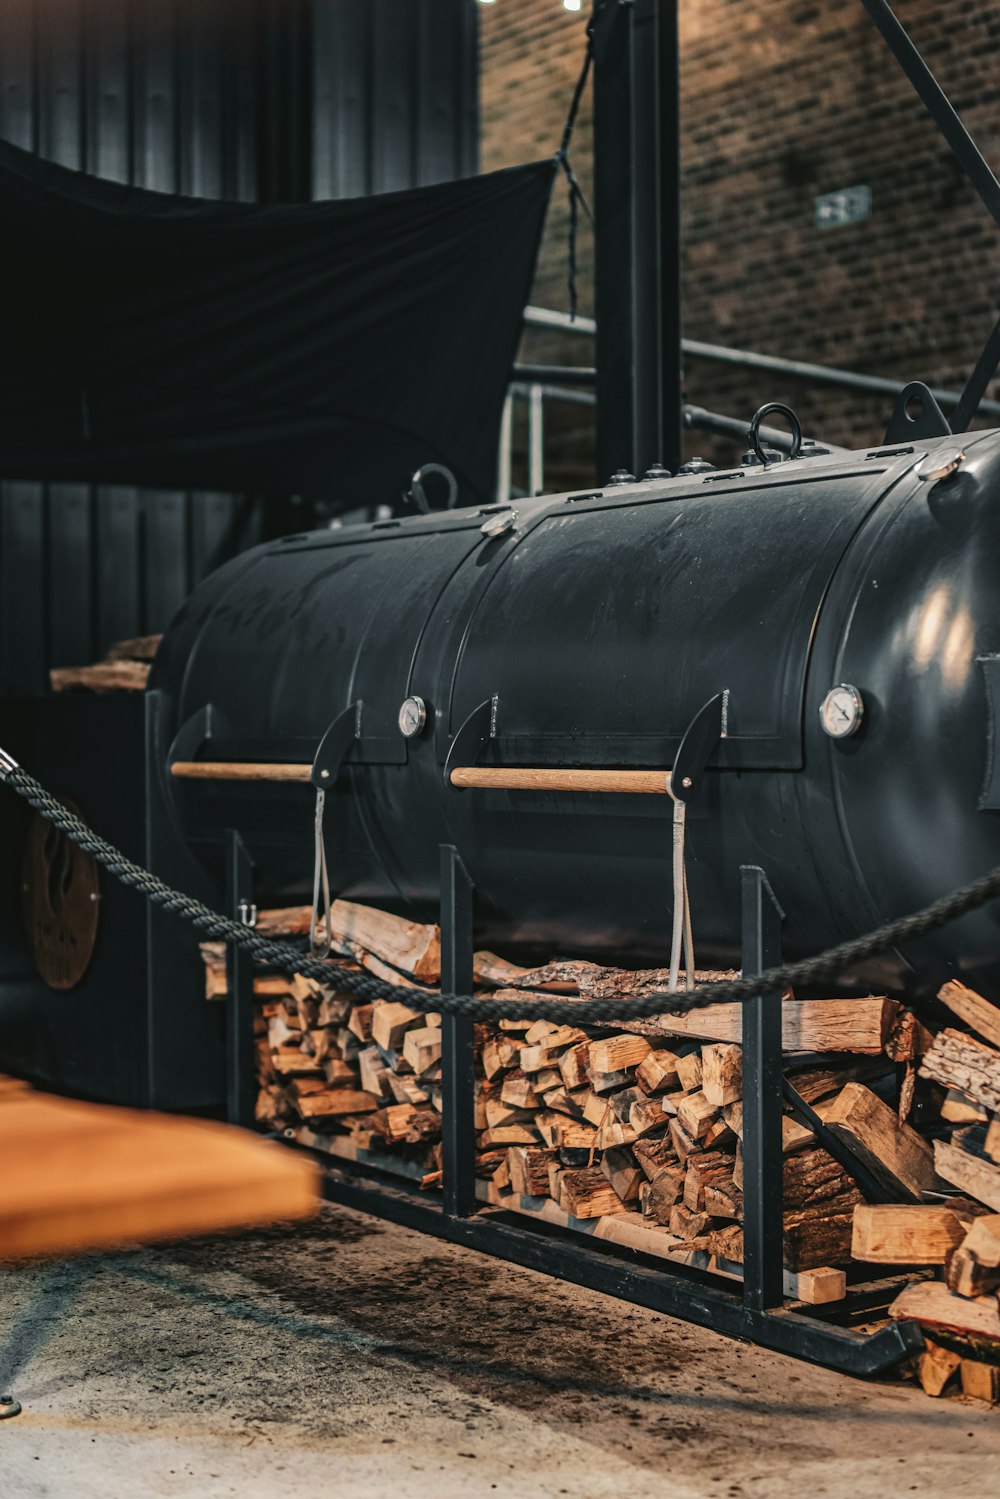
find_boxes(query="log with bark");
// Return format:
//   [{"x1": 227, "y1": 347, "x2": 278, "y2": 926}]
[
  {"x1": 920, "y1": 1027, "x2": 1000, "y2": 1113},
  {"x1": 49, "y1": 633, "x2": 161, "y2": 692},
  {"x1": 50, "y1": 658, "x2": 151, "y2": 693}
]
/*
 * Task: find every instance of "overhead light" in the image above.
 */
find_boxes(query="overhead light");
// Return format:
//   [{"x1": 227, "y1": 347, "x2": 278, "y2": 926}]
[{"x1": 563, "y1": 0, "x2": 583, "y2": 9}]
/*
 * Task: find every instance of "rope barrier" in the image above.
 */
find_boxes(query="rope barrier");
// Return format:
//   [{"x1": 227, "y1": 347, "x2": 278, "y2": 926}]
[
  {"x1": 3, "y1": 755, "x2": 1000, "y2": 1024},
  {"x1": 555, "y1": 22, "x2": 594, "y2": 322}
]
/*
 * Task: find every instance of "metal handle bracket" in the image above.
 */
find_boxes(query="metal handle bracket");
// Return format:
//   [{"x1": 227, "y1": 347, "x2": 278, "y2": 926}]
[
  {"x1": 444, "y1": 696, "x2": 499, "y2": 791},
  {"x1": 311, "y1": 702, "x2": 363, "y2": 790},
  {"x1": 669, "y1": 690, "x2": 728, "y2": 801}
]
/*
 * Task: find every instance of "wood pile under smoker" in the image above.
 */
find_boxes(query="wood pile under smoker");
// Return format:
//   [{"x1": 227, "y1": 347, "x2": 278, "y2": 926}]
[{"x1": 201, "y1": 900, "x2": 1000, "y2": 1404}]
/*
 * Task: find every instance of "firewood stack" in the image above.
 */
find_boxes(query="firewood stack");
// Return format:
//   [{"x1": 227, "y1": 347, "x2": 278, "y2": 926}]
[
  {"x1": 857, "y1": 979, "x2": 1000, "y2": 1401},
  {"x1": 202, "y1": 902, "x2": 449, "y2": 1181},
  {"x1": 476, "y1": 1018, "x2": 873, "y2": 1284},
  {"x1": 200, "y1": 901, "x2": 1000, "y2": 1402}
]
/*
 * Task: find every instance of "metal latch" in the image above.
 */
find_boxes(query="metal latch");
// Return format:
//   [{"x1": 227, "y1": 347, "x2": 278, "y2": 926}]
[{"x1": 481, "y1": 508, "x2": 517, "y2": 538}]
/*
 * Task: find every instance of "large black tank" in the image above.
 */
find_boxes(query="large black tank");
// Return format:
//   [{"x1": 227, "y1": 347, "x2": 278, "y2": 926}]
[{"x1": 150, "y1": 430, "x2": 1000, "y2": 997}]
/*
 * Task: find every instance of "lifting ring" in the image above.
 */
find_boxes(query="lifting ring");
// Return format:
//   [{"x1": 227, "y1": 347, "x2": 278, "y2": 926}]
[
  {"x1": 748, "y1": 402, "x2": 802, "y2": 466},
  {"x1": 406, "y1": 463, "x2": 459, "y2": 514}
]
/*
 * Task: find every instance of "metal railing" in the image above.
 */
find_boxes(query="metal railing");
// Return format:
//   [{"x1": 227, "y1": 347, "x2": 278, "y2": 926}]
[
  {"x1": 496, "y1": 304, "x2": 1000, "y2": 501},
  {"x1": 499, "y1": 377, "x2": 595, "y2": 505}
]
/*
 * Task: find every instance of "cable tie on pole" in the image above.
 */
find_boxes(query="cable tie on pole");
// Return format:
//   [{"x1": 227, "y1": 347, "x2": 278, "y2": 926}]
[{"x1": 554, "y1": 24, "x2": 595, "y2": 322}]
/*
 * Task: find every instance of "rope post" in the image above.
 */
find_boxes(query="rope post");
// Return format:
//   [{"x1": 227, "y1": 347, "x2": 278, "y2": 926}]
[
  {"x1": 440, "y1": 846, "x2": 477, "y2": 1219},
  {"x1": 740, "y1": 866, "x2": 785, "y2": 1313},
  {"x1": 225, "y1": 830, "x2": 257, "y2": 1129}
]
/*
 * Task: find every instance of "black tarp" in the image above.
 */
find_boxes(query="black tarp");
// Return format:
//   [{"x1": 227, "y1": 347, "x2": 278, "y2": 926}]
[{"x1": 0, "y1": 141, "x2": 554, "y2": 507}]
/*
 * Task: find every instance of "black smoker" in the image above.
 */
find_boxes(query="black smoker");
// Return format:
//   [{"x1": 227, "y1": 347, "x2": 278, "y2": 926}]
[{"x1": 153, "y1": 429, "x2": 1000, "y2": 999}]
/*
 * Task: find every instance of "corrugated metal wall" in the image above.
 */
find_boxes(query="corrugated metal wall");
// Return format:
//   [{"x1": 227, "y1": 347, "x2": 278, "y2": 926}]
[
  {"x1": 311, "y1": 0, "x2": 478, "y2": 198},
  {"x1": 0, "y1": 0, "x2": 478, "y2": 695}
]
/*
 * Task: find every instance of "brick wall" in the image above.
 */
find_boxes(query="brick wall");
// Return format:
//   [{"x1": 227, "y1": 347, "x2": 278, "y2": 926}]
[{"x1": 480, "y1": 0, "x2": 1000, "y2": 489}]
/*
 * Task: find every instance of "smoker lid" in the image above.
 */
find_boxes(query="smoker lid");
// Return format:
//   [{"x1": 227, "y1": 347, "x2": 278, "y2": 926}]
[{"x1": 448, "y1": 462, "x2": 908, "y2": 771}]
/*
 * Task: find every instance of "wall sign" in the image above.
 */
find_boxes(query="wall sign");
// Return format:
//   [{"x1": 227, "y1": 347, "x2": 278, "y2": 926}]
[{"x1": 815, "y1": 185, "x2": 872, "y2": 228}]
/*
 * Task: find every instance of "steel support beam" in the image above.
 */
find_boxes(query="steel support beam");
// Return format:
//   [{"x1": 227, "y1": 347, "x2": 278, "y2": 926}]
[{"x1": 593, "y1": 0, "x2": 683, "y2": 480}]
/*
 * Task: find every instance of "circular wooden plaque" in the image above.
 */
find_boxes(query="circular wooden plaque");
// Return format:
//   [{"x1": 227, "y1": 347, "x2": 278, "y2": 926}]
[{"x1": 21, "y1": 801, "x2": 100, "y2": 990}]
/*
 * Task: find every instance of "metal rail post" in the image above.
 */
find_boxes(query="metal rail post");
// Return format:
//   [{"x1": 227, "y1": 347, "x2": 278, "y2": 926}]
[
  {"x1": 496, "y1": 391, "x2": 513, "y2": 504},
  {"x1": 528, "y1": 383, "x2": 544, "y2": 496}
]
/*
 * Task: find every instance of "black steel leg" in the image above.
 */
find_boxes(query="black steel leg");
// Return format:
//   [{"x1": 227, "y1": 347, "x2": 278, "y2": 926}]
[
  {"x1": 440, "y1": 845, "x2": 477, "y2": 1218},
  {"x1": 225, "y1": 829, "x2": 256, "y2": 1128},
  {"x1": 740, "y1": 865, "x2": 785, "y2": 1312}
]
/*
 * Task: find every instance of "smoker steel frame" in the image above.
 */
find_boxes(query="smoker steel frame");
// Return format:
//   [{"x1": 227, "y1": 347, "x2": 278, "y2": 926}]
[{"x1": 221, "y1": 830, "x2": 924, "y2": 1377}]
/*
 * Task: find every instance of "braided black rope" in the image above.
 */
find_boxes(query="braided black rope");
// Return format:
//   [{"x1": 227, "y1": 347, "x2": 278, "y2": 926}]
[{"x1": 5, "y1": 762, "x2": 1000, "y2": 1024}]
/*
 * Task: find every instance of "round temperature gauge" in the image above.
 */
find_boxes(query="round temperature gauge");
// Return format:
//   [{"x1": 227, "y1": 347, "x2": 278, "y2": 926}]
[
  {"x1": 398, "y1": 695, "x2": 428, "y2": 739},
  {"x1": 819, "y1": 683, "x2": 864, "y2": 739}
]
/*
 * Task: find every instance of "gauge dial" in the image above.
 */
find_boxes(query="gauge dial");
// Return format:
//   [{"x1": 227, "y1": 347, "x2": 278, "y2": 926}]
[
  {"x1": 820, "y1": 683, "x2": 864, "y2": 739},
  {"x1": 398, "y1": 695, "x2": 428, "y2": 739}
]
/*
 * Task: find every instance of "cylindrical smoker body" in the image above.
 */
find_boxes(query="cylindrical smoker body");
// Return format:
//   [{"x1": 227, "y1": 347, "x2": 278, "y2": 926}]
[{"x1": 151, "y1": 432, "x2": 1000, "y2": 995}]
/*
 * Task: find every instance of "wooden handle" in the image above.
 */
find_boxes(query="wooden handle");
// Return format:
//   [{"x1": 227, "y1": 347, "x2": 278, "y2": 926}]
[
  {"x1": 170, "y1": 762, "x2": 313, "y2": 783},
  {"x1": 449, "y1": 767, "x2": 671, "y2": 794},
  {"x1": 170, "y1": 762, "x2": 672, "y2": 793}
]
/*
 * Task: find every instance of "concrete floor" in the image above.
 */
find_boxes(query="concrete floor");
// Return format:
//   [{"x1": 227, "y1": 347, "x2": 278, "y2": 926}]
[{"x1": 1, "y1": 1204, "x2": 997, "y2": 1498}]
